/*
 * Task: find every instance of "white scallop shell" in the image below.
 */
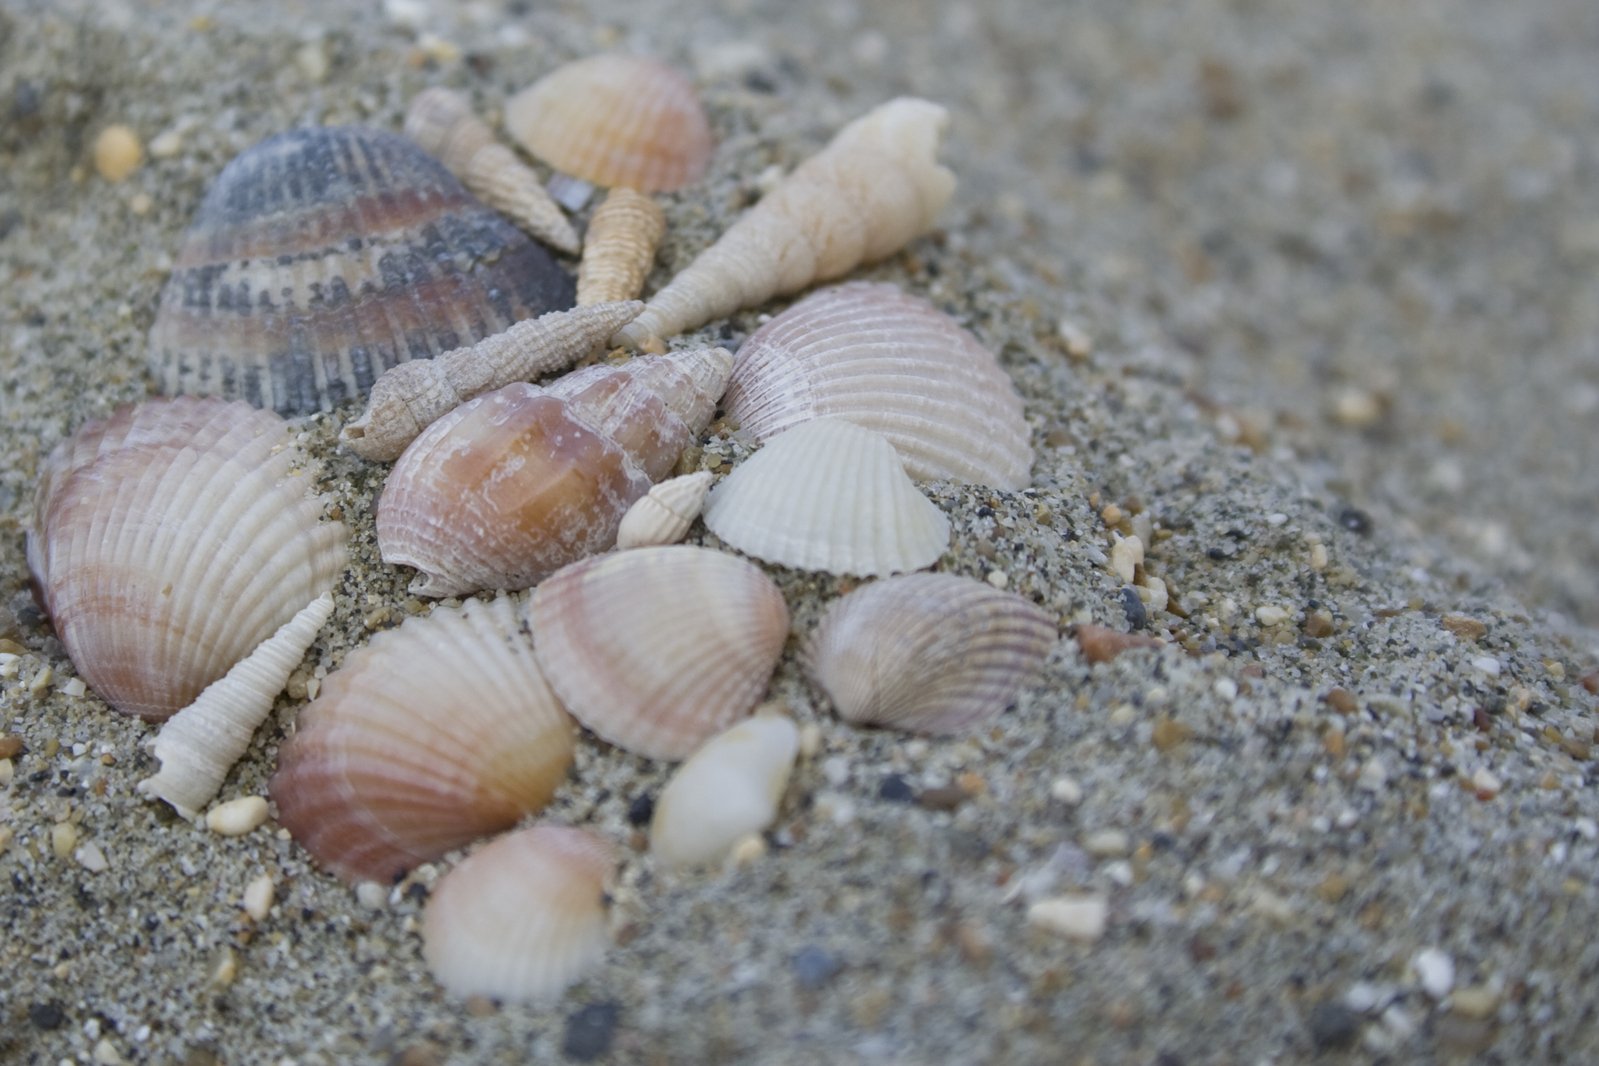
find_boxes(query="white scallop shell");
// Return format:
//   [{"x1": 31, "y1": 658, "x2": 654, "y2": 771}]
[
  {"x1": 614, "y1": 471, "x2": 713, "y2": 549},
  {"x1": 702, "y1": 419, "x2": 949, "y2": 576},
  {"x1": 724, "y1": 282, "x2": 1033, "y2": 488}
]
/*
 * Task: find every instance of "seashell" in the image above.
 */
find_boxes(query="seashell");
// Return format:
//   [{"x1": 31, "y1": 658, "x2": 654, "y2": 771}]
[
  {"x1": 615, "y1": 98, "x2": 954, "y2": 347},
  {"x1": 422, "y1": 825, "x2": 613, "y2": 1003},
  {"x1": 702, "y1": 418, "x2": 949, "y2": 576},
  {"x1": 529, "y1": 546, "x2": 789, "y2": 760},
  {"x1": 138, "y1": 592, "x2": 334, "y2": 820},
  {"x1": 270, "y1": 594, "x2": 574, "y2": 885},
  {"x1": 341, "y1": 300, "x2": 643, "y2": 462},
  {"x1": 404, "y1": 87, "x2": 581, "y2": 255},
  {"x1": 576, "y1": 188, "x2": 666, "y2": 306},
  {"x1": 505, "y1": 54, "x2": 713, "y2": 192},
  {"x1": 378, "y1": 348, "x2": 733, "y2": 597},
  {"x1": 148, "y1": 126, "x2": 575, "y2": 416},
  {"x1": 27, "y1": 398, "x2": 347, "y2": 721},
  {"x1": 802, "y1": 573, "x2": 1057, "y2": 735},
  {"x1": 650, "y1": 709, "x2": 798, "y2": 870},
  {"x1": 724, "y1": 282, "x2": 1033, "y2": 488},
  {"x1": 614, "y1": 471, "x2": 712, "y2": 549}
]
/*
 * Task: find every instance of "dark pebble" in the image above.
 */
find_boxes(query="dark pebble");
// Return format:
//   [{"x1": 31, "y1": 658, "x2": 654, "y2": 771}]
[
  {"x1": 625, "y1": 793, "x2": 655, "y2": 827},
  {"x1": 1120, "y1": 587, "x2": 1147, "y2": 630},
  {"x1": 878, "y1": 774, "x2": 916, "y2": 803},
  {"x1": 562, "y1": 1001, "x2": 621, "y2": 1062},
  {"x1": 1306, "y1": 1002, "x2": 1360, "y2": 1051},
  {"x1": 29, "y1": 1000, "x2": 65, "y2": 1030},
  {"x1": 1337, "y1": 507, "x2": 1373, "y2": 535},
  {"x1": 791, "y1": 946, "x2": 844, "y2": 989}
]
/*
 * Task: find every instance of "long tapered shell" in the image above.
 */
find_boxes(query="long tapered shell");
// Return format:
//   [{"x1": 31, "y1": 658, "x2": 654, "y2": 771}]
[
  {"x1": 505, "y1": 55, "x2": 712, "y2": 192},
  {"x1": 703, "y1": 419, "x2": 949, "y2": 577},
  {"x1": 615, "y1": 98, "x2": 954, "y2": 347},
  {"x1": 27, "y1": 398, "x2": 347, "y2": 721},
  {"x1": 341, "y1": 301, "x2": 643, "y2": 462},
  {"x1": 724, "y1": 282, "x2": 1033, "y2": 488},
  {"x1": 138, "y1": 592, "x2": 334, "y2": 820},
  {"x1": 422, "y1": 826, "x2": 613, "y2": 1003},
  {"x1": 615, "y1": 471, "x2": 712, "y2": 549},
  {"x1": 270, "y1": 594, "x2": 574, "y2": 885},
  {"x1": 803, "y1": 574, "x2": 1057, "y2": 735},
  {"x1": 650, "y1": 711, "x2": 798, "y2": 870},
  {"x1": 577, "y1": 188, "x2": 666, "y2": 306},
  {"x1": 529, "y1": 547, "x2": 789, "y2": 760},
  {"x1": 378, "y1": 347, "x2": 732, "y2": 598},
  {"x1": 404, "y1": 87, "x2": 581, "y2": 255},
  {"x1": 148, "y1": 126, "x2": 574, "y2": 416}
]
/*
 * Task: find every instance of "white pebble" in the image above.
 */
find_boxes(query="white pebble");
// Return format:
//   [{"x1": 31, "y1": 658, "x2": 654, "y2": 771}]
[
  {"x1": 1027, "y1": 895, "x2": 1108, "y2": 943},
  {"x1": 75, "y1": 840, "x2": 109, "y2": 873},
  {"x1": 242, "y1": 873, "x2": 275, "y2": 922},
  {"x1": 148, "y1": 128, "x2": 184, "y2": 159},
  {"x1": 206, "y1": 795, "x2": 269, "y2": 836},
  {"x1": 1412, "y1": 947, "x2": 1455, "y2": 999},
  {"x1": 986, "y1": 570, "x2": 1009, "y2": 590},
  {"x1": 1357, "y1": 758, "x2": 1389, "y2": 792},
  {"x1": 62, "y1": 678, "x2": 87, "y2": 698},
  {"x1": 92, "y1": 1038, "x2": 124, "y2": 1065},
  {"x1": 1109, "y1": 536, "x2": 1143, "y2": 584},
  {"x1": 1266, "y1": 512, "x2": 1288, "y2": 526},
  {"x1": 355, "y1": 881, "x2": 388, "y2": 910},
  {"x1": 820, "y1": 755, "x2": 851, "y2": 787},
  {"x1": 1344, "y1": 981, "x2": 1384, "y2": 1013},
  {"x1": 1102, "y1": 860, "x2": 1134, "y2": 886},
  {"x1": 1254, "y1": 604, "x2": 1290, "y2": 627},
  {"x1": 1213, "y1": 677, "x2": 1238, "y2": 701},
  {"x1": 1471, "y1": 766, "x2": 1503, "y2": 798},
  {"x1": 1049, "y1": 777, "x2": 1083, "y2": 805},
  {"x1": 1381, "y1": 1003, "x2": 1417, "y2": 1038},
  {"x1": 1082, "y1": 829, "x2": 1130, "y2": 858},
  {"x1": 1470, "y1": 655, "x2": 1501, "y2": 677}
]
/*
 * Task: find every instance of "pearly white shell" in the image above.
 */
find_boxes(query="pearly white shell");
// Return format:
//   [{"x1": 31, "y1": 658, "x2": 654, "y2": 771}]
[{"x1": 614, "y1": 471, "x2": 713, "y2": 549}]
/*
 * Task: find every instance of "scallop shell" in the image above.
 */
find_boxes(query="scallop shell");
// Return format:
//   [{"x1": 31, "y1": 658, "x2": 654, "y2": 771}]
[
  {"x1": 577, "y1": 188, "x2": 666, "y2": 306},
  {"x1": 422, "y1": 826, "x2": 613, "y2": 1004},
  {"x1": 614, "y1": 471, "x2": 712, "y2": 549},
  {"x1": 803, "y1": 573, "x2": 1057, "y2": 735},
  {"x1": 27, "y1": 398, "x2": 347, "y2": 721},
  {"x1": 615, "y1": 98, "x2": 954, "y2": 347},
  {"x1": 724, "y1": 282, "x2": 1033, "y2": 488},
  {"x1": 148, "y1": 126, "x2": 575, "y2": 416},
  {"x1": 377, "y1": 347, "x2": 732, "y2": 598},
  {"x1": 270, "y1": 594, "x2": 574, "y2": 886},
  {"x1": 505, "y1": 54, "x2": 712, "y2": 192},
  {"x1": 702, "y1": 418, "x2": 949, "y2": 577},
  {"x1": 528, "y1": 546, "x2": 789, "y2": 760}
]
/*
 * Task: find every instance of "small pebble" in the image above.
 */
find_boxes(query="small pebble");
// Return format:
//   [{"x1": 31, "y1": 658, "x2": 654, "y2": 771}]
[
  {"x1": 93, "y1": 125, "x2": 143, "y2": 182},
  {"x1": 75, "y1": 840, "x2": 109, "y2": 873},
  {"x1": 1450, "y1": 984, "x2": 1499, "y2": 1019},
  {"x1": 1075, "y1": 624, "x2": 1161, "y2": 664},
  {"x1": 625, "y1": 793, "x2": 655, "y2": 827},
  {"x1": 1027, "y1": 895, "x2": 1109, "y2": 943},
  {"x1": 1470, "y1": 655, "x2": 1501, "y2": 677},
  {"x1": 1082, "y1": 829, "x2": 1130, "y2": 858},
  {"x1": 1057, "y1": 318, "x2": 1093, "y2": 358},
  {"x1": 1255, "y1": 604, "x2": 1290, "y2": 627},
  {"x1": 1307, "y1": 1002, "x2": 1361, "y2": 1050},
  {"x1": 29, "y1": 1001, "x2": 65, "y2": 1030},
  {"x1": 148, "y1": 128, "x2": 184, "y2": 158},
  {"x1": 1050, "y1": 777, "x2": 1084, "y2": 805},
  {"x1": 878, "y1": 774, "x2": 916, "y2": 803},
  {"x1": 243, "y1": 873, "x2": 275, "y2": 921},
  {"x1": 561, "y1": 1001, "x2": 621, "y2": 1062},
  {"x1": 1120, "y1": 587, "x2": 1148, "y2": 630},
  {"x1": 1412, "y1": 947, "x2": 1455, "y2": 999},
  {"x1": 1331, "y1": 386, "x2": 1383, "y2": 428},
  {"x1": 727, "y1": 833, "x2": 768, "y2": 867},
  {"x1": 61, "y1": 677, "x2": 87, "y2": 698},
  {"x1": 355, "y1": 881, "x2": 388, "y2": 910},
  {"x1": 791, "y1": 946, "x2": 844, "y2": 989},
  {"x1": 1110, "y1": 535, "x2": 1143, "y2": 584},
  {"x1": 206, "y1": 795, "x2": 269, "y2": 836},
  {"x1": 797, "y1": 723, "x2": 823, "y2": 759},
  {"x1": 51, "y1": 821, "x2": 78, "y2": 858},
  {"x1": 0, "y1": 734, "x2": 21, "y2": 759},
  {"x1": 93, "y1": 1038, "x2": 124, "y2": 1065},
  {"x1": 985, "y1": 570, "x2": 1009, "y2": 590},
  {"x1": 917, "y1": 786, "x2": 968, "y2": 812},
  {"x1": 1471, "y1": 766, "x2": 1502, "y2": 800}
]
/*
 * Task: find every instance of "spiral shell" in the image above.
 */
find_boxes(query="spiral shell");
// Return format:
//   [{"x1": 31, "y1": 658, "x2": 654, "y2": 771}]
[
  {"x1": 505, "y1": 54, "x2": 713, "y2": 192},
  {"x1": 529, "y1": 546, "x2": 790, "y2": 760},
  {"x1": 614, "y1": 470, "x2": 712, "y2": 549},
  {"x1": 27, "y1": 398, "x2": 347, "y2": 721},
  {"x1": 615, "y1": 98, "x2": 954, "y2": 347},
  {"x1": 270, "y1": 594, "x2": 574, "y2": 886},
  {"x1": 148, "y1": 126, "x2": 575, "y2": 416},
  {"x1": 577, "y1": 188, "x2": 666, "y2": 306},
  {"x1": 724, "y1": 282, "x2": 1033, "y2": 488},
  {"x1": 377, "y1": 347, "x2": 732, "y2": 597}
]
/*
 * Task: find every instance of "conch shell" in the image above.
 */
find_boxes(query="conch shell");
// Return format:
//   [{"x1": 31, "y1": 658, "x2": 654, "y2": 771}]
[
  {"x1": 577, "y1": 188, "x2": 666, "y2": 306},
  {"x1": 615, "y1": 98, "x2": 954, "y2": 347}
]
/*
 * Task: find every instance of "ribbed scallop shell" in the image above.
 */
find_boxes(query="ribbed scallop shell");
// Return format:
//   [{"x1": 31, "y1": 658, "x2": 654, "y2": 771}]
[
  {"x1": 377, "y1": 347, "x2": 732, "y2": 597},
  {"x1": 148, "y1": 126, "x2": 575, "y2": 416},
  {"x1": 26, "y1": 398, "x2": 347, "y2": 721},
  {"x1": 422, "y1": 826, "x2": 613, "y2": 1003},
  {"x1": 529, "y1": 546, "x2": 789, "y2": 760},
  {"x1": 505, "y1": 55, "x2": 712, "y2": 192},
  {"x1": 803, "y1": 573, "x2": 1057, "y2": 735},
  {"x1": 614, "y1": 470, "x2": 712, "y2": 549},
  {"x1": 702, "y1": 418, "x2": 949, "y2": 576},
  {"x1": 725, "y1": 282, "x2": 1033, "y2": 488},
  {"x1": 270, "y1": 594, "x2": 574, "y2": 885}
]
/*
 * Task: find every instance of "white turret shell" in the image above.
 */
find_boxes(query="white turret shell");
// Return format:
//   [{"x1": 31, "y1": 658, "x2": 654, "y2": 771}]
[{"x1": 614, "y1": 471, "x2": 713, "y2": 549}]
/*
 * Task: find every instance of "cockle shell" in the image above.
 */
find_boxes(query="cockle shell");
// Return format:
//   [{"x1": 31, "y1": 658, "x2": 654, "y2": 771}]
[
  {"x1": 724, "y1": 282, "x2": 1033, "y2": 488},
  {"x1": 139, "y1": 592, "x2": 334, "y2": 820},
  {"x1": 702, "y1": 418, "x2": 949, "y2": 576},
  {"x1": 576, "y1": 188, "x2": 666, "y2": 306},
  {"x1": 270, "y1": 594, "x2": 574, "y2": 885},
  {"x1": 341, "y1": 300, "x2": 643, "y2": 462},
  {"x1": 650, "y1": 709, "x2": 799, "y2": 870},
  {"x1": 377, "y1": 347, "x2": 733, "y2": 597},
  {"x1": 27, "y1": 398, "x2": 347, "y2": 721},
  {"x1": 404, "y1": 87, "x2": 581, "y2": 255},
  {"x1": 803, "y1": 573, "x2": 1057, "y2": 735},
  {"x1": 614, "y1": 470, "x2": 712, "y2": 549},
  {"x1": 148, "y1": 126, "x2": 575, "y2": 416},
  {"x1": 505, "y1": 54, "x2": 713, "y2": 192},
  {"x1": 615, "y1": 98, "x2": 954, "y2": 347},
  {"x1": 422, "y1": 826, "x2": 613, "y2": 1004},
  {"x1": 529, "y1": 546, "x2": 789, "y2": 760}
]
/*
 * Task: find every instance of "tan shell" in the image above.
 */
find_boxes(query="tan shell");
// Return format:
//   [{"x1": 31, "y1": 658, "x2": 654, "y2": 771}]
[
  {"x1": 270, "y1": 594, "x2": 574, "y2": 885},
  {"x1": 614, "y1": 471, "x2": 713, "y2": 549},
  {"x1": 803, "y1": 573, "x2": 1057, "y2": 735},
  {"x1": 529, "y1": 546, "x2": 790, "y2": 760},
  {"x1": 577, "y1": 188, "x2": 666, "y2": 306},
  {"x1": 422, "y1": 826, "x2": 613, "y2": 1004},
  {"x1": 724, "y1": 282, "x2": 1033, "y2": 488},
  {"x1": 702, "y1": 418, "x2": 949, "y2": 577},
  {"x1": 27, "y1": 398, "x2": 347, "y2": 721},
  {"x1": 651, "y1": 710, "x2": 798, "y2": 870},
  {"x1": 377, "y1": 347, "x2": 732, "y2": 597},
  {"x1": 341, "y1": 301, "x2": 643, "y2": 462},
  {"x1": 405, "y1": 87, "x2": 581, "y2": 255},
  {"x1": 615, "y1": 98, "x2": 954, "y2": 347},
  {"x1": 505, "y1": 54, "x2": 713, "y2": 192}
]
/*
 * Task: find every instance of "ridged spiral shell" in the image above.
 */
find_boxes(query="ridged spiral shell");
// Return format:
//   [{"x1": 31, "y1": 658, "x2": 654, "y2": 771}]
[{"x1": 577, "y1": 188, "x2": 666, "y2": 306}]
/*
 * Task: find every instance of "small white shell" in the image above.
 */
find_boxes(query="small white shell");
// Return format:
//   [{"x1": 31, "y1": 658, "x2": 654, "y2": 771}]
[
  {"x1": 614, "y1": 471, "x2": 713, "y2": 549},
  {"x1": 702, "y1": 419, "x2": 949, "y2": 576},
  {"x1": 422, "y1": 825, "x2": 613, "y2": 1003},
  {"x1": 650, "y1": 710, "x2": 798, "y2": 870}
]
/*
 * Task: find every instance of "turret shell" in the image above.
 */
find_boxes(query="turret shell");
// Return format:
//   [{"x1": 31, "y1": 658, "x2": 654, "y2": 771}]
[{"x1": 577, "y1": 188, "x2": 666, "y2": 306}]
